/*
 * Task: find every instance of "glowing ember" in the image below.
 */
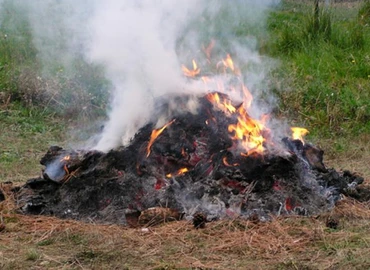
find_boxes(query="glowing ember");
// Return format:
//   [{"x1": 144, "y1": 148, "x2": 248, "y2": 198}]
[
  {"x1": 166, "y1": 168, "x2": 189, "y2": 178},
  {"x1": 146, "y1": 119, "x2": 175, "y2": 157},
  {"x1": 291, "y1": 127, "x2": 309, "y2": 144},
  {"x1": 182, "y1": 59, "x2": 200, "y2": 77}
]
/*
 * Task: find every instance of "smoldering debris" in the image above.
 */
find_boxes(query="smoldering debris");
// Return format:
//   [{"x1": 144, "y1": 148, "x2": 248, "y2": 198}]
[{"x1": 14, "y1": 93, "x2": 368, "y2": 226}]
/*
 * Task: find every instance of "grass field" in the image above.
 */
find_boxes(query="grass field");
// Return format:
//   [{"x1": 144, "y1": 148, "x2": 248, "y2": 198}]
[{"x1": 1, "y1": 0, "x2": 370, "y2": 269}]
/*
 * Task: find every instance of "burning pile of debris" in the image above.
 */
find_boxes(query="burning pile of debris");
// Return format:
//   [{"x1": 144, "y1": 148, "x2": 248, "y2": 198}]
[
  {"x1": 14, "y1": 54, "x2": 367, "y2": 226},
  {"x1": 15, "y1": 91, "x2": 366, "y2": 226}
]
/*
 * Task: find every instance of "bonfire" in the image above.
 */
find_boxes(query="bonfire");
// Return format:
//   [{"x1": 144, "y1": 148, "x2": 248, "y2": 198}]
[{"x1": 14, "y1": 53, "x2": 367, "y2": 227}]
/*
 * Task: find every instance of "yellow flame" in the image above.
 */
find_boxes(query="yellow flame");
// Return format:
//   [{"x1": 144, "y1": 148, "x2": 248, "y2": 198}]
[
  {"x1": 147, "y1": 119, "x2": 175, "y2": 157},
  {"x1": 182, "y1": 52, "x2": 271, "y2": 157},
  {"x1": 207, "y1": 92, "x2": 270, "y2": 156},
  {"x1": 291, "y1": 127, "x2": 309, "y2": 144},
  {"x1": 223, "y1": 54, "x2": 235, "y2": 71},
  {"x1": 206, "y1": 93, "x2": 237, "y2": 115},
  {"x1": 228, "y1": 106, "x2": 268, "y2": 156},
  {"x1": 216, "y1": 54, "x2": 241, "y2": 75},
  {"x1": 182, "y1": 59, "x2": 200, "y2": 77}
]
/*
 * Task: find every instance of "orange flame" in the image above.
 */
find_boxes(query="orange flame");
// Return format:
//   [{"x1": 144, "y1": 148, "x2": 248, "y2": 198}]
[
  {"x1": 223, "y1": 54, "x2": 235, "y2": 72},
  {"x1": 216, "y1": 54, "x2": 241, "y2": 75},
  {"x1": 291, "y1": 127, "x2": 309, "y2": 144},
  {"x1": 182, "y1": 59, "x2": 200, "y2": 77},
  {"x1": 166, "y1": 167, "x2": 189, "y2": 178},
  {"x1": 181, "y1": 53, "x2": 271, "y2": 157},
  {"x1": 147, "y1": 119, "x2": 175, "y2": 157},
  {"x1": 222, "y1": 157, "x2": 239, "y2": 167},
  {"x1": 228, "y1": 106, "x2": 269, "y2": 156},
  {"x1": 242, "y1": 84, "x2": 253, "y2": 109},
  {"x1": 206, "y1": 93, "x2": 236, "y2": 115},
  {"x1": 199, "y1": 54, "x2": 270, "y2": 156},
  {"x1": 207, "y1": 92, "x2": 270, "y2": 156}
]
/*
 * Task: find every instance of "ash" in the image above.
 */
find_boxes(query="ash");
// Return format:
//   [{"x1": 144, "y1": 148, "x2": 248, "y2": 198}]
[{"x1": 15, "y1": 94, "x2": 365, "y2": 225}]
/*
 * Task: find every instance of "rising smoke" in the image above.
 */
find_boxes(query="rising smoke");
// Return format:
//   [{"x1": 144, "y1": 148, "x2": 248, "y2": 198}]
[
  {"x1": 89, "y1": 0, "x2": 282, "y2": 151},
  {"x1": 88, "y1": 0, "x2": 203, "y2": 150},
  {"x1": 1, "y1": 0, "x2": 282, "y2": 151}
]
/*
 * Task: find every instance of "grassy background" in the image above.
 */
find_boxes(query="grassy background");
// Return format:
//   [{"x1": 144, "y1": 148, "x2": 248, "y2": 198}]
[
  {"x1": 268, "y1": 0, "x2": 370, "y2": 139},
  {"x1": 265, "y1": 0, "x2": 370, "y2": 178},
  {"x1": 0, "y1": 1, "x2": 370, "y2": 269}
]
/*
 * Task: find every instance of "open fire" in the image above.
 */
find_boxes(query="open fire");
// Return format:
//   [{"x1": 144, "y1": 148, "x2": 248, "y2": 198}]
[{"x1": 15, "y1": 50, "x2": 367, "y2": 227}]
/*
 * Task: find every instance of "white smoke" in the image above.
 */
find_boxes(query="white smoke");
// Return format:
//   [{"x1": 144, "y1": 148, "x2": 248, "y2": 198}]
[
  {"x1": 88, "y1": 0, "x2": 281, "y2": 151},
  {"x1": 1, "y1": 0, "x2": 283, "y2": 151},
  {"x1": 88, "y1": 0, "x2": 203, "y2": 150}
]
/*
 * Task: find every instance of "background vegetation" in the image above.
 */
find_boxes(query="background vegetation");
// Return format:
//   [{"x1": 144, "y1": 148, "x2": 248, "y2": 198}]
[{"x1": 268, "y1": 0, "x2": 370, "y2": 139}]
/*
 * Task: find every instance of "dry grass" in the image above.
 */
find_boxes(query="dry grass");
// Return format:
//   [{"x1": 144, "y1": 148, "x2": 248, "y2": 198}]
[
  {"x1": 1, "y1": 176, "x2": 370, "y2": 270},
  {"x1": 319, "y1": 133, "x2": 370, "y2": 180}
]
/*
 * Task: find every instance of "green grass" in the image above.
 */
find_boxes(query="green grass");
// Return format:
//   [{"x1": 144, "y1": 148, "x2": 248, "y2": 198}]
[
  {"x1": 0, "y1": 1, "x2": 38, "y2": 96},
  {"x1": 0, "y1": 103, "x2": 66, "y2": 182},
  {"x1": 0, "y1": 0, "x2": 110, "y2": 119},
  {"x1": 266, "y1": 0, "x2": 370, "y2": 138}
]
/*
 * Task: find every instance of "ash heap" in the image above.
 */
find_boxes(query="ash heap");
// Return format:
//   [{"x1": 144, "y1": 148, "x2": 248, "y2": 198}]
[{"x1": 16, "y1": 55, "x2": 365, "y2": 226}]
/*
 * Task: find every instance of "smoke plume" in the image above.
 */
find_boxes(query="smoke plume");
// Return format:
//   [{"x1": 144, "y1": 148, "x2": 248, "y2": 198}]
[
  {"x1": 88, "y1": 0, "x2": 203, "y2": 150},
  {"x1": 1, "y1": 0, "x2": 282, "y2": 151},
  {"x1": 89, "y1": 0, "x2": 281, "y2": 151}
]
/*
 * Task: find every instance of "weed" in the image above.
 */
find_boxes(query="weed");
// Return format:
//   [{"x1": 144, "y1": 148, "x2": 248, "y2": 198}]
[{"x1": 25, "y1": 248, "x2": 40, "y2": 261}]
